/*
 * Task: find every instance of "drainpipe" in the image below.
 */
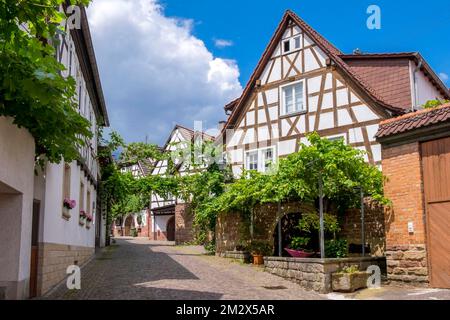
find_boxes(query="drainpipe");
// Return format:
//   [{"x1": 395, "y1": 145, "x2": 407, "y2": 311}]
[{"x1": 412, "y1": 56, "x2": 423, "y2": 111}]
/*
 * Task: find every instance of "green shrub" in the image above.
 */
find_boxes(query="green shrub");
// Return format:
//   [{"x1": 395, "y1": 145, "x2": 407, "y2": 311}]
[{"x1": 325, "y1": 239, "x2": 348, "y2": 258}]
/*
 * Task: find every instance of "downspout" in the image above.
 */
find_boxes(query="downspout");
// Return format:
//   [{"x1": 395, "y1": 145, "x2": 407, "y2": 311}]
[{"x1": 412, "y1": 56, "x2": 423, "y2": 111}]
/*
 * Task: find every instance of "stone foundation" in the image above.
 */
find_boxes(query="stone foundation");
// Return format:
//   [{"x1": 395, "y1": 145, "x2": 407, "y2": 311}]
[
  {"x1": 218, "y1": 251, "x2": 251, "y2": 263},
  {"x1": 264, "y1": 256, "x2": 386, "y2": 293},
  {"x1": 385, "y1": 244, "x2": 429, "y2": 286},
  {"x1": 37, "y1": 242, "x2": 94, "y2": 296}
]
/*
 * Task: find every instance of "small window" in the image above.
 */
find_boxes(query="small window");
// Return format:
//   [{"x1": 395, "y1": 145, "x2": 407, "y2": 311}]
[
  {"x1": 246, "y1": 151, "x2": 258, "y2": 171},
  {"x1": 283, "y1": 40, "x2": 290, "y2": 53},
  {"x1": 262, "y1": 148, "x2": 274, "y2": 172},
  {"x1": 328, "y1": 135, "x2": 346, "y2": 144},
  {"x1": 245, "y1": 147, "x2": 276, "y2": 173},
  {"x1": 294, "y1": 36, "x2": 301, "y2": 49},
  {"x1": 282, "y1": 81, "x2": 305, "y2": 115}
]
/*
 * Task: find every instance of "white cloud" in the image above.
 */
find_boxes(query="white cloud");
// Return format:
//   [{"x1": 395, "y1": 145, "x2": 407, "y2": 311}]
[
  {"x1": 439, "y1": 72, "x2": 449, "y2": 82},
  {"x1": 214, "y1": 38, "x2": 234, "y2": 48},
  {"x1": 87, "y1": 0, "x2": 242, "y2": 144}
]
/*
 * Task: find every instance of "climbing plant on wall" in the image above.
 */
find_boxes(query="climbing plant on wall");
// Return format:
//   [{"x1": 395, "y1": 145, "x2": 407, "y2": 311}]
[{"x1": 0, "y1": 0, "x2": 94, "y2": 163}]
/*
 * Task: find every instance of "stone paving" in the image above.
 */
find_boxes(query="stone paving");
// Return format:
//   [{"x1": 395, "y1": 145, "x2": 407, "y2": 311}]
[
  {"x1": 43, "y1": 237, "x2": 323, "y2": 300},
  {"x1": 42, "y1": 237, "x2": 450, "y2": 300}
]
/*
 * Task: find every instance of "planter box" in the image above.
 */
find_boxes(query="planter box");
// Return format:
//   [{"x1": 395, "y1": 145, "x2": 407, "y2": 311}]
[
  {"x1": 264, "y1": 256, "x2": 386, "y2": 293},
  {"x1": 221, "y1": 251, "x2": 251, "y2": 263},
  {"x1": 332, "y1": 272, "x2": 370, "y2": 292},
  {"x1": 252, "y1": 254, "x2": 264, "y2": 265}
]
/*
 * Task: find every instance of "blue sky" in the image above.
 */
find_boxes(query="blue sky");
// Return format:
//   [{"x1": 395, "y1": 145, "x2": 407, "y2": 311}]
[
  {"x1": 162, "y1": 0, "x2": 450, "y2": 85},
  {"x1": 88, "y1": 0, "x2": 450, "y2": 145}
]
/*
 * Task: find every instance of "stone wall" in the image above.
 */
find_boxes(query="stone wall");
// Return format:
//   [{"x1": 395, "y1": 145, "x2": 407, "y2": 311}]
[
  {"x1": 385, "y1": 245, "x2": 428, "y2": 285},
  {"x1": 381, "y1": 142, "x2": 429, "y2": 285},
  {"x1": 265, "y1": 256, "x2": 386, "y2": 293},
  {"x1": 218, "y1": 251, "x2": 252, "y2": 264},
  {"x1": 175, "y1": 204, "x2": 194, "y2": 244},
  {"x1": 216, "y1": 201, "x2": 386, "y2": 257},
  {"x1": 340, "y1": 200, "x2": 386, "y2": 257},
  {"x1": 37, "y1": 242, "x2": 94, "y2": 296}
]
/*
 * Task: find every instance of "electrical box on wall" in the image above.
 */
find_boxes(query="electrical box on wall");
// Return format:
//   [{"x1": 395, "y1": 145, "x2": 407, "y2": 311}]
[{"x1": 408, "y1": 222, "x2": 415, "y2": 234}]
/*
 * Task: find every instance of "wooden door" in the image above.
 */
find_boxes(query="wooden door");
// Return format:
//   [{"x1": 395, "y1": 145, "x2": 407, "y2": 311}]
[
  {"x1": 29, "y1": 201, "x2": 40, "y2": 298},
  {"x1": 421, "y1": 137, "x2": 450, "y2": 289}
]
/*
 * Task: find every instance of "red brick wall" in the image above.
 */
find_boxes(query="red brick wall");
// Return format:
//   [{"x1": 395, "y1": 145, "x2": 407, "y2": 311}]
[
  {"x1": 383, "y1": 142, "x2": 426, "y2": 245},
  {"x1": 382, "y1": 142, "x2": 429, "y2": 285}
]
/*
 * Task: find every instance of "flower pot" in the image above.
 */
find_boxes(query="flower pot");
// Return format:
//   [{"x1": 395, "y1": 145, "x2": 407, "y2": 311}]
[
  {"x1": 284, "y1": 248, "x2": 315, "y2": 258},
  {"x1": 332, "y1": 272, "x2": 370, "y2": 292},
  {"x1": 86, "y1": 220, "x2": 91, "y2": 229},
  {"x1": 252, "y1": 254, "x2": 264, "y2": 265},
  {"x1": 62, "y1": 207, "x2": 71, "y2": 220},
  {"x1": 79, "y1": 217, "x2": 86, "y2": 226}
]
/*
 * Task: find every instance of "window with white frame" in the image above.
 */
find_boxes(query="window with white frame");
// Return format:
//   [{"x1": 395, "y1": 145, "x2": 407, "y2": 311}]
[
  {"x1": 281, "y1": 80, "x2": 305, "y2": 115},
  {"x1": 327, "y1": 134, "x2": 347, "y2": 144},
  {"x1": 282, "y1": 35, "x2": 302, "y2": 54},
  {"x1": 245, "y1": 147, "x2": 276, "y2": 173},
  {"x1": 246, "y1": 151, "x2": 258, "y2": 171}
]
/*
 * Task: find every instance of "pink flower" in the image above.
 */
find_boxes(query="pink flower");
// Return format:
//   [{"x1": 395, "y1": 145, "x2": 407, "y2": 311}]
[
  {"x1": 80, "y1": 210, "x2": 87, "y2": 218},
  {"x1": 63, "y1": 199, "x2": 76, "y2": 210}
]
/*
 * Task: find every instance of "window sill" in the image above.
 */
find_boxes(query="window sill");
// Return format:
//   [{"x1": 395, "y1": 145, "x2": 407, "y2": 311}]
[{"x1": 279, "y1": 110, "x2": 307, "y2": 119}]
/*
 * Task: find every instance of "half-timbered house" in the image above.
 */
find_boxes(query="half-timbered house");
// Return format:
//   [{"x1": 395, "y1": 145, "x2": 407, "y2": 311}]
[
  {"x1": 150, "y1": 125, "x2": 214, "y2": 243},
  {"x1": 220, "y1": 10, "x2": 449, "y2": 176}
]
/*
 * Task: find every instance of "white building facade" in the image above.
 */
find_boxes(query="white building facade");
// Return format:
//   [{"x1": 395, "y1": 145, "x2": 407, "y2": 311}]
[{"x1": 0, "y1": 6, "x2": 109, "y2": 299}]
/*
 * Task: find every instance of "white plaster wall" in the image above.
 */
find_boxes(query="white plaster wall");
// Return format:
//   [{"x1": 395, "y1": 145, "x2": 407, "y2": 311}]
[
  {"x1": 0, "y1": 117, "x2": 35, "y2": 289},
  {"x1": 152, "y1": 215, "x2": 171, "y2": 233},
  {"x1": 41, "y1": 161, "x2": 96, "y2": 248},
  {"x1": 415, "y1": 67, "x2": 444, "y2": 106}
]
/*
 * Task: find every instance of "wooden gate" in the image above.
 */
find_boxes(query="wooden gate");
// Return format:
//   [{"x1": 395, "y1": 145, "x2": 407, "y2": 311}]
[{"x1": 421, "y1": 137, "x2": 450, "y2": 289}]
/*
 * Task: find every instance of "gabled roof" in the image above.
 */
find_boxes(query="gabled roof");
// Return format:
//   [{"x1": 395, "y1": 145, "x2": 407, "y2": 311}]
[
  {"x1": 376, "y1": 102, "x2": 450, "y2": 139},
  {"x1": 222, "y1": 10, "x2": 450, "y2": 134},
  {"x1": 222, "y1": 10, "x2": 406, "y2": 133},
  {"x1": 162, "y1": 124, "x2": 216, "y2": 152}
]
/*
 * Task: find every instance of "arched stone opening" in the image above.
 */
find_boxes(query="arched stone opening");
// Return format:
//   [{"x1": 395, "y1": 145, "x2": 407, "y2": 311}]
[
  {"x1": 166, "y1": 216, "x2": 175, "y2": 241},
  {"x1": 124, "y1": 215, "x2": 135, "y2": 237}
]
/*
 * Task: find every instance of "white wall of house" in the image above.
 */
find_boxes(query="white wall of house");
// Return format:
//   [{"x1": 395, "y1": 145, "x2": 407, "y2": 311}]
[
  {"x1": 152, "y1": 215, "x2": 171, "y2": 233},
  {"x1": 225, "y1": 25, "x2": 386, "y2": 177},
  {"x1": 410, "y1": 61, "x2": 444, "y2": 108},
  {"x1": 38, "y1": 161, "x2": 97, "y2": 248},
  {"x1": 0, "y1": 116, "x2": 36, "y2": 300}
]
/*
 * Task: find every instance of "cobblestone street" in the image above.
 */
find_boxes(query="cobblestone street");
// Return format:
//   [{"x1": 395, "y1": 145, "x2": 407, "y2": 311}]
[
  {"x1": 43, "y1": 238, "x2": 450, "y2": 301},
  {"x1": 43, "y1": 238, "x2": 324, "y2": 300}
]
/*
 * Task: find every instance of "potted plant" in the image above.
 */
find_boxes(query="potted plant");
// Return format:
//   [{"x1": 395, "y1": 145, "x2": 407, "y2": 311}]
[
  {"x1": 332, "y1": 265, "x2": 370, "y2": 292},
  {"x1": 285, "y1": 236, "x2": 315, "y2": 258},
  {"x1": 249, "y1": 240, "x2": 271, "y2": 265},
  {"x1": 63, "y1": 198, "x2": 76, "y2": 219},
  {"x1": 79, "y1": 210, "x2": 87, "y2": 226},
  {"x1": 85, "y1": 213, "x2": 93, "y2": 229}
]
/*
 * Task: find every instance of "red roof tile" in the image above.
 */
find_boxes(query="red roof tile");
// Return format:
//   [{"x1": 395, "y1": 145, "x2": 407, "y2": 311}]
[{"x1": 376, "y1": 103, "x2": 450, "y2": 138}]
